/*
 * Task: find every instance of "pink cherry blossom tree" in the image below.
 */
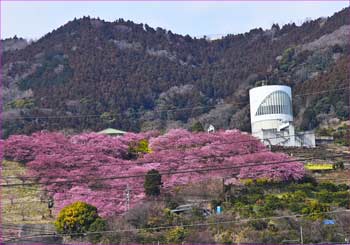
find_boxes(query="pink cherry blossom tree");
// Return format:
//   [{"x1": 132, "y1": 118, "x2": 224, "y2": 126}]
[{"x1": 4, "y1": 129, "x2": 305, "y2": 217}]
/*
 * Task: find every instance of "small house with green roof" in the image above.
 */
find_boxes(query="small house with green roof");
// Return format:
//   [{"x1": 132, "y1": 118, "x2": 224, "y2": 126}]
[{"x1": 97, "y1": 128, "x2": 127, "y2": 136}]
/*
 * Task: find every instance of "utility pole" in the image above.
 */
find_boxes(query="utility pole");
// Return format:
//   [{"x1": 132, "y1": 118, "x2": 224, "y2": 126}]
[
  {"x1": 124, "y1": 184, "x2": 131, "y2": 212},
  {"x1": 300, "y1": 224, "x2": 303, "y2": 245},
  {"x1": 222, "y1": 177, "x2": 225, "y2": 195},
  {"x1": 48, "y1": 196, "x2": 54, "y2": 218}
]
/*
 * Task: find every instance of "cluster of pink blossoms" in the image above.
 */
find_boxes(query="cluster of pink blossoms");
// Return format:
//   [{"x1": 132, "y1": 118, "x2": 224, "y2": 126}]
[{"x1": 3, "y1": 129, "x2": 304, "y2": 217}]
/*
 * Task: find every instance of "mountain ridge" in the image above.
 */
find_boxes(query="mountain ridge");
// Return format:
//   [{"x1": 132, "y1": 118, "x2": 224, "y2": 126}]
[{"x1": 2, "y1": 7, "x2": 349, "y2": 137}]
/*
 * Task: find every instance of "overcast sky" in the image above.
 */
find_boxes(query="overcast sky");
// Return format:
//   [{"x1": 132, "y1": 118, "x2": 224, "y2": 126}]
[{"x1": 1, "y1": 1, "x2": 348, "y2": 40}]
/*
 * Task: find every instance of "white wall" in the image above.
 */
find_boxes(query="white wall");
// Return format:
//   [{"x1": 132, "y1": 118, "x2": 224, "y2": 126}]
[{"x1": 249, "y1": 85, "x2": 293, "y2": 125}]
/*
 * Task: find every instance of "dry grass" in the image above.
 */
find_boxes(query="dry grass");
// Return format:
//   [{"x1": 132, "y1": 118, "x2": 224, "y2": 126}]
[
  {"x1": 1, "y1": 160, "x2": 54, "y2": 224},
  {"x1": 314, "y1": 169, "x2": 350, "y2": 185}
]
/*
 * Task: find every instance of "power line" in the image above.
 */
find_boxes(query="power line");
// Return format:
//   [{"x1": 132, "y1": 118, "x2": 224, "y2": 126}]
[
  {"x1": 0, "y1": 126, "x2": 350, "y2": 170},
  {"x1": 1, "y1": 133, "x2": 269, "y2": 171},
  {"x1": 2, "y1": 177, "x2": 348, "y2": 233},
  {"x1": 3, "y1": 187, "x2": 350, "y2": 233},
  {"x1": 7, "y1": 169, "x2": 349, "y2": 198},
  {"x1": 2, "y1": 153, "x2": 348, "y2": 211},
  {"x1": 2, "y1": 147, "x2": 348, "y2": 183},
  {"x1": 2, "y1": 149, "x2": 349, "y2": 186},
  {"x1": 4, "y1": 208, "x2": 348, "y2": 233},
  {"x1": 5, "y1": 175, "x2": 350, "y2": 240},
  {"x1": 3, "y1": 129, "x2": 348, "y2": 173},
  {"x1": 3, "y1": 209, "x2": 349, "y2": 242},
  {"x1": 2, "y1": 153, "x2": 345, "y2": 187},
  {"x1": 1, "y1": 195, "x2": 215, "y2": 219},
  {"x1": 1, "y1": 153, "x2": 348, "y2": 188},
  {"x1": 293, "y1": 87, "x2": 350, "y2": 97},
  {"x1": 1, "y1": 147, "x2": 272, "y2": 179},
  {"x1": 3, "y1": 104, "x2": 218, "y2": 121},
  {"x1": 2, "y1": 86, "x2": 349, "y2": 121},
  {"x1": 4, "y1": 153, "x2": 348, "y2": 188},
  {"x1": 2, "y1": 175, "x2": 349, "y2": 207},
  {"x1": 0, "y1": 203, "x2": 315, "y2": 234}
]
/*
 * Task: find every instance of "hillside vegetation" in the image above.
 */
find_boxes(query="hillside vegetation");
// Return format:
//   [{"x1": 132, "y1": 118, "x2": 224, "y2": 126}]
[
  {"x1": 3, "y1": 129, "x2": 304, "y2": 217},
  {"x1": 2, "y1": 7, "x2": 349, "y2": 137},
  {"x1": 2, "y1": 129, "x2": 349, "y2": 244}
]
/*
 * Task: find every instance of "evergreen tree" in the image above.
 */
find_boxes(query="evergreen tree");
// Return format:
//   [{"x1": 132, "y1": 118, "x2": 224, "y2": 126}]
[
  {"x1": 144, "y1": 169, "x2": 162, "y2": 196},
  {"x1": 190, "y1": 121, "x2": 204, "y2": 132}
]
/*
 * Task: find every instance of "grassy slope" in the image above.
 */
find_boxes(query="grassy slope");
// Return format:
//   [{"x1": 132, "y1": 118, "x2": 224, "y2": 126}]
[{"x1": 1, "y1": 160, "x2": 54, "y2": 224}]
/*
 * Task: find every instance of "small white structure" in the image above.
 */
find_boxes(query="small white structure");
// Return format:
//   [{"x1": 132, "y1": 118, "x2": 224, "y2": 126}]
[
  {"x1": 249, "y1": 85, "x2": 315, "y2": 147},
  {"x1": 97, "y1": 128, "x2": 127, "y2": 136},
  {"x1": 207, "y1": 124, "x2": 215, "y2": 133}
]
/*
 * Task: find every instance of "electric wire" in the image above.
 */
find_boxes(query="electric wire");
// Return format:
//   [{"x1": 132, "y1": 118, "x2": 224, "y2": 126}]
[
  {"x1": 1, "y1": 153, "x2": 349, "y2": 188},
  {"x1": 0, "y1": 147, "x2": 285, "y2": 179},
  {"x1": 2, "y1": 129, "x2": 348, "y2": 173},
  {"x1": 2, "y1": 86, "x2": 349, "y2": 121},
  {"x1": 3, "y1": 209, "x2": 349, "y2": 242},
  {"x1": 2, "y1": 176, "x2": 349, "y2": 206}
]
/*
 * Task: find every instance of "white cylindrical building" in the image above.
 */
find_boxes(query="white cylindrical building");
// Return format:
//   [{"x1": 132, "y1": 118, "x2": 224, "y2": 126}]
[{"x1": 249, "y1": 85, "x2": 295, "y2": 146}]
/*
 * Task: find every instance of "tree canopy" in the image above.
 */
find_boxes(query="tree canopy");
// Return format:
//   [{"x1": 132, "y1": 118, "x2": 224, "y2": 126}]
[{"x1": 144, "y1": 169, "x2": 162, "y2": 196}]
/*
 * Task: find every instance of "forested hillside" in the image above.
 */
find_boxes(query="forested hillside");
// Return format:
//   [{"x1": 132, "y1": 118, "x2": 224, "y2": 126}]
[{"x1": 2, "y1": 7, "x2": 349, "y2": 137}]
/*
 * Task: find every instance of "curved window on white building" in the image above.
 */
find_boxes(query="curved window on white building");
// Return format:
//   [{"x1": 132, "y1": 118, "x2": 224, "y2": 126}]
[{"x1": 256, "y1": 90, "x2": 292, "y2": 116}]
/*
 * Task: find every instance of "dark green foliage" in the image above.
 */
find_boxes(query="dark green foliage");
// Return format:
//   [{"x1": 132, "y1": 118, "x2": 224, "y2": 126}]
[
  {"x1": 298, "y1": 175, "x2": 318, "y2": 185},
  {"x1": 333, "y1": 124, "x2": 350, "y2": 146},
  {"x1": 227, "y1": 178, "x2": 349, "y2": 221},
  {"x1": 156, "y1": 85, "x2": 209, "y2": 123},
  {"x1": 109, "y1": 176, "x2": 350, "y2": 244},
  {"x1": 210, "y1": 199, "x2": 222, "y2": 210},
  {"x1": 316, "y1": 190, "x2": 334, "y2": 203},
  {"x1": 249, "y1": 220, "x2": 268, "y2": 230},
  {"x1": 337, "y1": 184, "x2": 349, "y2": 191},
  {"x1": 165, "y1": 226, "x2": 188, "y2": 244},
  {"x1": 300, "y1": 106, "x2": 319, "y2": 130},
  {"x1": 87, "y1": 218, "x2": 107, "y2": 243},
  {"x1": 301, "y1": 200, "x2": 331, "y2": 220},
  {"x1": 144, "y1": 169, "x2": 162, "y2": 196},
  {"x1": 286, "y1": 183, "x2": 316, "y2": 196},
  {"x1": 318, "y1": 182, "x2": 338, "y2": 192},
  {"x1": 317, "y1": 125, "x2": 350, "y2": 147},
  {"x1": 164, "y1": 194, "x2": 183, "y2": 210},
  {"x1": 279, "y1": 47, "x2": 296, "y2": 72},
  {"x1": 264, "y1": 195, "x2": 283, "y2": 210},
  {"x1": 317, "y1": 123, "x2": 350, "y2": 145},
  {"x1": 137, "y1": 229, "x2": 165, "y2": 244},
  {"x1": 190, "y1": 121, "x2": 204, "y2": 133},
  {"x1": 19, "y1": 52, "x2": 73, "y2": 90},
  {"x1": 333, "y1": 161, "x2": 344, "y2": 170},
  {"x1": 316, "y1": 127, "x2": 334, "y2": 136}
]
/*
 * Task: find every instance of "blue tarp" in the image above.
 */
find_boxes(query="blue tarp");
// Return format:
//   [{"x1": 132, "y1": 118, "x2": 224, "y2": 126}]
[{"x1": 323, "y1": 219, "x2": 335, "y2": 225}]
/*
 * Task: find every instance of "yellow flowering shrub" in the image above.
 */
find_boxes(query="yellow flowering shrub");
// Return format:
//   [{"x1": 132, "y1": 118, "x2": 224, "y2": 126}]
[{"x1": 54, "y1": 201, "x2": 104, "y2": 237}]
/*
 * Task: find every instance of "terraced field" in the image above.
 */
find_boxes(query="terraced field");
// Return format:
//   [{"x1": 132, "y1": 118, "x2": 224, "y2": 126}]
[
  {"x1": 271, "y1": 145, "x2": 349, "y2": 185},
  {"x1": 314, "y1": 169, "x2": 350, "y2": 185},
  {"x1": 1, "y1": 160, "x2": 53, "y2": 224},
  {"x1": 1, "y1": 161, "x2": 57, "y2": 243}
]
